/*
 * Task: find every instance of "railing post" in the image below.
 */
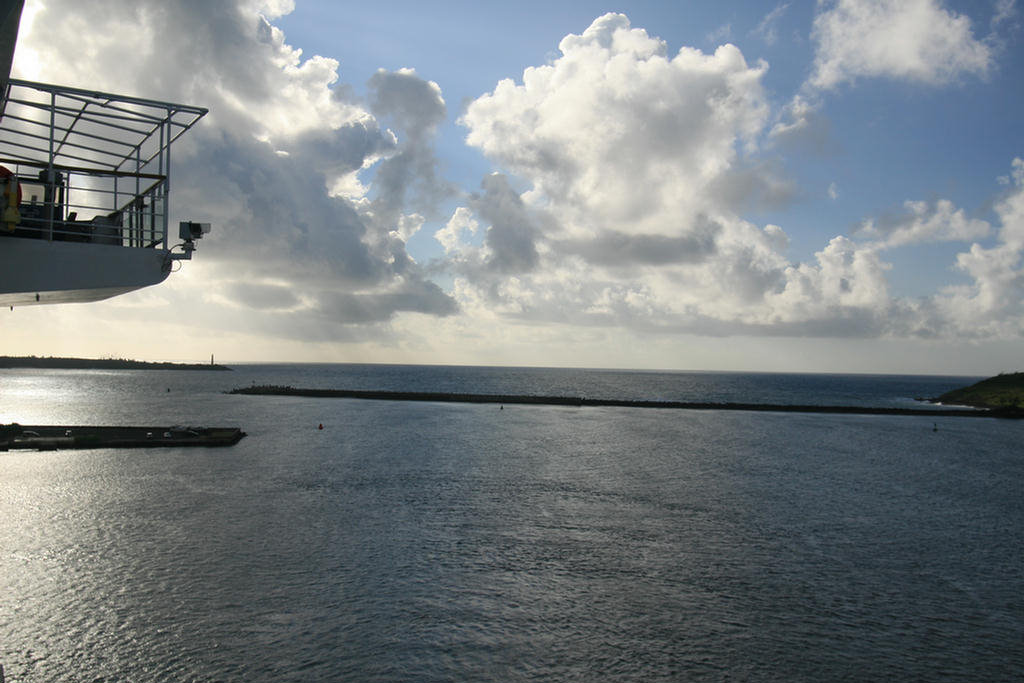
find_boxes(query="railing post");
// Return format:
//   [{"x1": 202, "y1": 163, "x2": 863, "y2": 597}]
[
  {"x1": 46, "y1": 88, "x2": 55, "y2": 240},
  {"x1": 160, "y1": 117, "x2": 168, "y2": 249},
  {"x1": 133, "y1": 145, "x2": 140, "y2": 247}
]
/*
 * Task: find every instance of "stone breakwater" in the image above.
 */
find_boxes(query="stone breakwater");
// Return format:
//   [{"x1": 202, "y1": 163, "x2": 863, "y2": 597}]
[{"x1": 228, "y1": 385, "x2": 1024, "y2": 418}]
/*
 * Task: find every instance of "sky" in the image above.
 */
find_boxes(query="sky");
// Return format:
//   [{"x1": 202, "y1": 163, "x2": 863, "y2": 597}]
[{"x1": 3, "y1": 0, "x2": 1024, "y2": 374}]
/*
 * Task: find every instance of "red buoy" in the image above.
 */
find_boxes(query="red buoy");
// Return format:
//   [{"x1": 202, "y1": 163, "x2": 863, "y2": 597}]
[{"x1": 318, "y1": 423, "x2": 323, "y2": 430}]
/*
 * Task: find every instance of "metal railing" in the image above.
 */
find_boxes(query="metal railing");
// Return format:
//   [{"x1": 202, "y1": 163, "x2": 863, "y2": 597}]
[{"x1": 1, "y1": 158, "x2": 165, "y2": 246}]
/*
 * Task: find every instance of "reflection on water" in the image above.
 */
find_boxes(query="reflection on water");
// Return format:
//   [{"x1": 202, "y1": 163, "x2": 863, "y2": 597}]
[{"x1": 1, "y1": 366, "x2": 1021, "y2": 681}]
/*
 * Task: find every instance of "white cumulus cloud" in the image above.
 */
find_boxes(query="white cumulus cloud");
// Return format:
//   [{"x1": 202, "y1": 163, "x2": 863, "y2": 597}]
[
  {"x1": 809, "y1": 0, "x2": 992, "y2": 90},
  {"x1": 858, "y1": 199, "x2": 991, "y2": 248},
  {"x1": 774, "y1": 0, "x2": 994, "y2": 147},
  {"x1": 449, "y1": 13, "x2": 807, "y2": 332}
]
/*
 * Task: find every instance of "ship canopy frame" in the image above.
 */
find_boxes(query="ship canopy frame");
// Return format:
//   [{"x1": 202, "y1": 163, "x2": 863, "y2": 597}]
[
  {"x1": 0, "y1": 78, "x2": 207, "y2": 249},
  {"x1": 0, "y1": 78, "x2": 209, "y2": 306}
]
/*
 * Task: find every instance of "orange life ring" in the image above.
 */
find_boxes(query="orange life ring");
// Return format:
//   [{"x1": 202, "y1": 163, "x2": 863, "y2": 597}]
[{"x1": 0, "y1": 165, "x2": 22, "y2": 206}]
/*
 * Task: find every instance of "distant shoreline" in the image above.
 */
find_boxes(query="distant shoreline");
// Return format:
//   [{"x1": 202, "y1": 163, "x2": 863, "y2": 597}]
[
  {"x1": 0, "y1": 356, "x2": 232, "y2": 371},
  {"x1": 928, "y1": 372, "x2": 1024, "y2": 410},
  {"x1": 228, "y1": 385, "x2": 1023, "y2": 418}
]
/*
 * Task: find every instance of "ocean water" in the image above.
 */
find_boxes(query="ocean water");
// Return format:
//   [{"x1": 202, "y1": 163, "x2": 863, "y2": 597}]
[{"x1": 1, "y1": 365, "x2": 1022, "y2": 681}]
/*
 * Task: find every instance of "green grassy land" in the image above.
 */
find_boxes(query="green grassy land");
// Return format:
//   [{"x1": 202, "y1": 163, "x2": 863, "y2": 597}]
[{"x1": 936, "y1": 372, "x2": 1024, "y2": 409}]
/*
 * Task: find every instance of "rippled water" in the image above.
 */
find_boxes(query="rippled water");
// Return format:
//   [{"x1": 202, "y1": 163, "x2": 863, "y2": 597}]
[{"x1": 1, "y1": 366, "x2": 1022, "y2": 681}]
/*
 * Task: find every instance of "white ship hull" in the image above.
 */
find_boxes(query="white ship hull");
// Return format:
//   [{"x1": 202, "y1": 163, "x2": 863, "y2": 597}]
[{"x1": 0, "y1": 238, "x2": 171, "y2": 306}]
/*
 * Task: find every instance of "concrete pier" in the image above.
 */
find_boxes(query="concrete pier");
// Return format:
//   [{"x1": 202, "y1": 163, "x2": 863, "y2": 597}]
[{"x1": 0, "y1": 425, "x2": 245, "y2": 451}]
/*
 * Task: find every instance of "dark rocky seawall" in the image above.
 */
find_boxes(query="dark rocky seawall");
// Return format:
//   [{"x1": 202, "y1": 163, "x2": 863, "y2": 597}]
[{"x1": 229, "y1": 385, "x2": 1023, "y2": 418}]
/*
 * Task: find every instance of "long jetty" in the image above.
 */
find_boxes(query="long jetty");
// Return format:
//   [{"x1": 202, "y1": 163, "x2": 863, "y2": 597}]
[
  {"x1": 1, "y1": 425, "x2": 246, "y2": 451},
  {"x1": 228, "y1": 385, "x2": 1023, "y2": 418}
]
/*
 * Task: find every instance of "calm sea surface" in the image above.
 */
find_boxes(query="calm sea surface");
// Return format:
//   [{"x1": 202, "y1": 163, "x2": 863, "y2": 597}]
[{"x1": 1, "y1": 365, "x2": 1022, "y2": 681}]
